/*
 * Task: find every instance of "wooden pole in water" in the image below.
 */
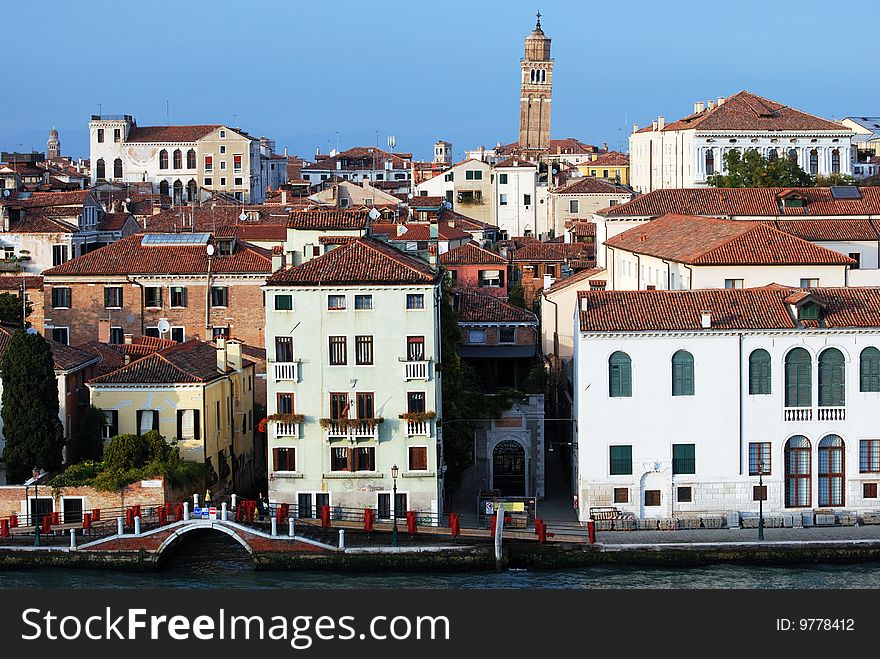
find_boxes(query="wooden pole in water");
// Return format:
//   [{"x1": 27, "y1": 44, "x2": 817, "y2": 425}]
[{"x1": 494, "y1": 503, "x2": 505, "y2": 571}]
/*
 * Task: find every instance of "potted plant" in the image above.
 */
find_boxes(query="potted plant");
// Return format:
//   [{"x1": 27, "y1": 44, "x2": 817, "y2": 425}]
[{"x1": 398, "y1": 410, "x2": 436, "y2": 422}]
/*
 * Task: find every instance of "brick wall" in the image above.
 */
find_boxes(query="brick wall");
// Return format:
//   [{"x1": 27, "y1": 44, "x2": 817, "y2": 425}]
[
  {"x1": 43, "y1": 278, "x2": 267, "y2": 348},
  {"x1": 0, "y1": 477, "x2": 169, "y2": 520}
]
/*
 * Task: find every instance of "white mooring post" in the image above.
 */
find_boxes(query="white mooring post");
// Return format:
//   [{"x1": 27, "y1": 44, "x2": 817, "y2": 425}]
[
  {"x1": 183, "y1": 502, "x2": 190, "y2": 522},
  {"x1": 134, "y1": 516, "x2": 141, "y2": 535},
  {"x1": 69, "y1": 528, "x2": 77, "y2": 549},
  {"x1": 494, "y1": 503, "x2": 505, "y2": 570},
  {"x1": 288, "y1": 518, "x2": 295, "y2": 537},
  {"x1": 338, "y1": 529, "x2": 345, "y2": 550},
  {"x1": 117, "y1": 517, "x2": 124, "y2": 536},
  {"x1": 271, "y1": 518, "x2": 278, "y2": 537},
  {"x1": 231, "y1": 494, "x2": 238, "y2": 510},
  {"x1": 193, "y1": 493, "x2": 199, "y2": 508},
  {"x1": 221, "y1": 502, "x2": 228, "y2": 522}
]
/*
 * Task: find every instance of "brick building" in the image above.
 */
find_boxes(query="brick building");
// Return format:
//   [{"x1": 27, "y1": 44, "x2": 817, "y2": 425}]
[{"x1": 41, "y1": 232, "x2": 272, "y2": 352}]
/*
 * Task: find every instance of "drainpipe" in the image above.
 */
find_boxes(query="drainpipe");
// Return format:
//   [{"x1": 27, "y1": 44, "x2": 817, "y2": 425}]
[
  {"x1": 738, "y1": 333, "x2": 743, "y2": 476},
  {"x1": 682, "y1": 264, "x2": 694, "y2": 290},
  {"x1": 542, "y1": 289, "x2": 559, "y2": 358},
  {"x1": 661, "y1": 259, "x2": 671, "y2": 290},
  {"x1": 635, "y1": 254, "x2": 641, "y2": 290}
]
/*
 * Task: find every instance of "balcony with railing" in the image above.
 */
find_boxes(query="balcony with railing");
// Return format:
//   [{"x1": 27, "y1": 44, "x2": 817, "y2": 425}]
[
  {"x1": 274, "y1": 361, "x2": 299, "y2": 381},
  {"x1": 321, "y1": 418, "x2": 382, "y2": 440},
  {"x1": 403, "y1": 360, "x2": 430, "y2": 381},
  {"x1": 784, "y1": 406, "x2": 846, "y2": 422},
  {"x1": 406, "y1": 420, "x2": 431, "y2": 437},
  {"x1": 274, "y1": 421, "x2": 299, "y2": 438},
  {"x1": 818, "y1": 406, "x2": 846, "y2": 421},
  {"x1": 784, "y1": 407, "x2": 813, "y2": 422}
]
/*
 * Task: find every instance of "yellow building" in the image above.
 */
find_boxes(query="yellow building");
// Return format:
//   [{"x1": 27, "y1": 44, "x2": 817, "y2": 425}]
[
  {"x1": 87, "y1": 338, "x2": 256, "y2": 495},
  {"x1": 575, "y1": 150, "x2": 630, "y2": 185}
]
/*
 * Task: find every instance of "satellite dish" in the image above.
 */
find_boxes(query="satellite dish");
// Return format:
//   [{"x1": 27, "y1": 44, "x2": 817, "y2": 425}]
[
  {"x1": 206, "y1": 244, "x2": 215, "y2": 256},
  {"x1": 157, "y1": 319, "x2": 171, "y2": 336},
  {"x1": 238, "y1": 211, "x2": 247, "y2": 222},
  {"x1": 2, "y1": 190, "x2": 9, "y2": 197},
  {"x1": 26, "y1": 327, "x2": 38, "y2": 334},
  {"x1": 368, "y1": 208, "x2": 381, "y2": 221}
]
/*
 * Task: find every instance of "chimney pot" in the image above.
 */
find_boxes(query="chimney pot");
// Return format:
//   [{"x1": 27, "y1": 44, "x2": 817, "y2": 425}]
[
  {"x1": 98, "y1": 319, "x2": 110, "y2": 343},
  {"x1": 580, "y1": 296, "x2": 588, "y2": 311},
  {"x1": 633, "y1": 123, "x2": 639, "y2": 133},
  {"x1": 701, "y1": 311, "x2": 712, "y2": 329},
  {"x1": 694, "y1": 101, "x2": 705, "y2": 114},
  {"x1": 657, "y1": 116, "x2": 665, "y2": 130},
  {"x1": 123, "y1": 333, "x2": 133, "y2": 345}
]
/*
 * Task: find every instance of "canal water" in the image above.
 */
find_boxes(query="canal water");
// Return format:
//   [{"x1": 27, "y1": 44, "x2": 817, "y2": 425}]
[{"x1": 2, "y1": 535, "x2": 880, "y2": 589}]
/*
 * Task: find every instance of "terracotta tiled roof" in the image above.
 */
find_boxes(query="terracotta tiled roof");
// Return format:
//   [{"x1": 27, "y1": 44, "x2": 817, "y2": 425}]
[
  {"x1": 393, "y1": 223, "x2": 471, "y2": 242},
  {"x1": 90, "y1": 340, "x2": 228, "y2": 385},
  {"x1": 305, "y1": 147, "x2": 410, "y2": 172},
  {"x1": 119, "y1": 336, "x2": 178, "y2": 357},
  {"x1": 409, "y1": 196, "x2": 445, "y2": 208},
  {"x1": 49, "y1": 341, "x2": 98, "y2": 371},
  {"x1": 599, "y1": 187, "x2": 880, "y2": 218},
  {"x1": 267, "y1": 237, "x2": 439, "y2": 286},
  {"x1": 772, "y1": 219, "x2": 880, "y2": 242},
  {"x1": 287, "y1": 209, "x2": 371, "y2": 230},
  {"x1": 578, "y1": 286, "x2": 880, "y2": 333},
  {"x1": 579, "y1": 151, "x2": 629, "y2": 167},
  {"x1": 495, "y1": 157, "x2": 536, "y2": 168},
  {"x1": 443, "y1": 209, "x2": 495, "y2": 232},
  {"x1": 510, "y1": 241, "x2": 595, "y2": 262},
  {"x1": 455, "y1": 288, "x2": 537, "y2": 323},
  {"x1": 7, "y1": 210, "x2": 76, "y2": 234},
  {"x1": 566, "y1": 221, "x2": 596, "y2": 238},
  {"x1": 42, "y1": 233, "x2": 272, "y2": 276},
  {"x1": 635, "y1": 91, "x2": 846, "y2": 133},
  {"x1": 553, "y1": 177, "x2": 631, "y2": 195},
  {"x1": 0, "y1": 275, "x2": 43, "y2": 290},
  {"x1": 543, "y1": 268, "x2": 606, "y2": 295},
  {"x1": 97, "y1": 212, "x2": 133, "y2": 232},
  {"x1": 1, "y1": 190, "x2": 91, "y2": 209},
  {"x1": 440, "y1": 242, "x2": 506, "y2": 265},
  {"x1": 605, "y1": 214, "x2": 856, "y2": 266},
  {"x1": 496, "y1": 138, "x2": 601, "y2": 156},
  {"x1": 126, "y1": 125, "x2": 222, "y2": 143},
  {"x1": 318, "y1": 235, "x2": 359, "y2": 245},
  {"x1": 75, "y1": 341, "x2": 127, "y2": 377}
]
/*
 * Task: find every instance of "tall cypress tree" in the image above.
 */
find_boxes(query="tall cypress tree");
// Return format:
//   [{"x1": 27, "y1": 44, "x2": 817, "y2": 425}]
[{"x1": 1, "y1": 331, "x2": 64, "y2": 483}]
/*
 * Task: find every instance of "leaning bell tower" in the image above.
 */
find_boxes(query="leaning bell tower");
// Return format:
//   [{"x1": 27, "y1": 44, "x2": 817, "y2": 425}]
[{"x1": 519, "y1": 12, "x2": 552, "y2": 157}]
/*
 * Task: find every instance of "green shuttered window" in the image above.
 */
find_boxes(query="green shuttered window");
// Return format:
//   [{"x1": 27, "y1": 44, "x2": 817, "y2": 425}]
[
  {"x1": 671, "y1": 350, "x2": 694, "y2": 396},
  {"x1": 785, "y1": 348, "x2": 812, "y2": 407},
  {"x1": 609, "y1": 445, "x2": 632, "y2": 475},
  {"x1": 748, "y1": 349, "x2": 771, "y2": 395},
  {"x1": 608, "y1": 351, "x2": 632, "y2": 397}
]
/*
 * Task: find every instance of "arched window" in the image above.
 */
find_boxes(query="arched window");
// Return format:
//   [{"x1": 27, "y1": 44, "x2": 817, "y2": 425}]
[
  {"x1": 671, "y1": 350, "x2": 694, "y2": 396},
  {"x1": 159, "y1": 149, "x2": 169, "y2": 170},
  {"x1": 159, "y1": 180, "x2": 169, "y2": 197},
  {"x1": 768, "y1": 148, "x2": 778, "y2": 162},
  {"x1": 541, "y1": 69, "x2": 545, "y2": 83},
  {"x1": 173, "y1": 149, "x2": 182, "y2": 169},
  {"x1": 784, "y1": 348, "x2": 812, "y2": 408},
  {"x1": 186, "y1": 149, "x2": 196, "y2": 169},
  {"x1": 831, "y1": 149, "x2": 840, "y2": 173},
  {"x1": 749, "y1": 349, "x2": 771, "y2": 395},
  {"x1": 186, "y1": 179, "x2": 198, "y2": 202},
  {"x1": 860, "y1": 347, "x2": 880, "y2": 392},
  {"x1": 705, "y1": 149, "x2": 715, "y2": 175},
  {"x1": 95, "y1": 158, "x2": 105, "y2": 180},
  {"x1": 113, "y1": 158, "x2": 122, "y2": 179},
  {"x1": 818, "y1": 435, "x2": 845, "y2": 507},
  {"x1": 785, "y1": 436, "x2": 811, "y2": 508},
  {"x1": 173, "y1": 179, "x2": 183, "y2": 203},
  {"x1": 818, "y1": 348, "x2": 845, "y2": 407},
  {"x1": 608, "y1": 351, "x2": 632, "y2": 398},
  {"x1": 787, "y1": 148, "x2": 798, "y2": 164},
  {"x1": 809, "y1": 148, "x2": 818, "y2": 175},
  {"x1": 530, "y1": 69, "x2": 535, "y2": 83}
]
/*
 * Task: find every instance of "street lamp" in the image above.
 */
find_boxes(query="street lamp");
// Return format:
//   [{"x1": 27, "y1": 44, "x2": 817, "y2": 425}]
[
  {"x1": 758, "y1": 460, "x2": 765, "y2": 542},
  {"x1": 391, "y1": 464, "x2": 399, "y2": 547}
]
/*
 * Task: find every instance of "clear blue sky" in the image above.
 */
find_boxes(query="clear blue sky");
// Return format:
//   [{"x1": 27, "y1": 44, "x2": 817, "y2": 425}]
[{"x1": 2, "y1": 0, "x2": 876, "y2": 162}]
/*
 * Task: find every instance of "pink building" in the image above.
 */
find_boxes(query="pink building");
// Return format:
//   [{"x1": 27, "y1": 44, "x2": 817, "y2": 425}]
[{"x1": 440, "y1": 242, "x2": 508, "y2": 297}]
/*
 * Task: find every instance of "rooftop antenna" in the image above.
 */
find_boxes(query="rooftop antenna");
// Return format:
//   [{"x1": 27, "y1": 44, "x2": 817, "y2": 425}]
[
  {"x1": 98, "y1": 103, "x2": 102, "y2": 115},
  {"x1": 166, "y1": 100, "x2": 169, "y2": 124},
  {"x1": 335, "y1": 131, "x2": 339, "y2": 153}
]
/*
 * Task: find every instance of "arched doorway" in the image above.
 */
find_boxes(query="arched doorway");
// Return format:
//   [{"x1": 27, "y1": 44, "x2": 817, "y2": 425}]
[
  {"x1": 818, "y1": 435, "x2": 845, "y2": 507},
  {"x1": 785, "y1": 435, "x2": 812, "y2": 508},
  {"x1": 492, "y1": 440, "x2": 526, "y2": 496}
]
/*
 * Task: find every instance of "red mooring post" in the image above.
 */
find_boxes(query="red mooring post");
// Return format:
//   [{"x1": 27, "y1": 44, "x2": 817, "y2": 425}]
[
  {"x1": 535, "y1": 518, "x2": 547, "y2": 543},
  {"x1": 489, "y1": 513, "x2": 497, "y2": 538},
  {"x1": 92, "y1": 508, "x2": 101, "y2": 522},
  {"x1": 320, "y1": 505, "x2": 330, "y2": 529},
  {"x1": 587, "y1": 519, "x2": 596, "y2": 544},
  {"x1": 448, "y1": 512, "x2": 460, "y2": 539},
  {"x1": 406, "y1": 511, "x2": 417, "y2": 535},
  {"x1": 41, "y1": 515, "x2": 51, "y2": 534},
  {"x1": 83, "y1": 513, "x2": 92, "y2": 530},
  {"x1": 9, "y1": 513, "x2": 17, "y2": 528},
  {"x1": 0, "y1": 519, "x2": 8, "y2": 539},
  {"x1": 363, "y1": 508, "x2": 374, "y2": 532}
]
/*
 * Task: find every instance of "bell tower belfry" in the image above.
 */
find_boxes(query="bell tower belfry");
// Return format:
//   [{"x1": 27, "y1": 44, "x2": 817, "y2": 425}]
[{"x1": 519, "y1": 12, "x2": 552, "y2": 157}]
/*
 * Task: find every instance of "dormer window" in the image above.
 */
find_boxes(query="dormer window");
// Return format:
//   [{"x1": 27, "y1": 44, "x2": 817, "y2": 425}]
[
  {"x1": 216, "y1": 238, "x2": 235, "y2": 256},
  {"x1": 798, "y1": 303, "x2": 818, "y2": 321},
  {"x1": 784, "y1": 198, "x2": 806, "y2": 208}
]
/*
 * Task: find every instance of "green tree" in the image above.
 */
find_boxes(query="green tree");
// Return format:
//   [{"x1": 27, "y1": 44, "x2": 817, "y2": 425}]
[
  {"x1": 0, "y1": 292, "x2": 31, "y2": 328},
  {"x1": 814, "y1": 173, "x2": 858, "y2": 187},
  {"x1": 508, "y1": 282, "x2": 526, "y2": 308},
  {"x1": 104, "y1": 433, "x2": 149, "y2": 471},
  {"x1": 1, "y1": 330, "x2": 64, "y2": 483},
  {"x1": 74, "y1": 405, "x2": 106, "y2": 462},
  {"x1": 707, "y1": 148, "x2": 814, "y2": 188}
]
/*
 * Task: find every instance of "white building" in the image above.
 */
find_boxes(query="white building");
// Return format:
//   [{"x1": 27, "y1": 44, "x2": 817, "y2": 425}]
[
  {"x1": 549, "y1": 177, "x2": 632, "y2": 238},
  {"x1": 593, "y1": 186, "x2": 880, "y2": 286},
  {"x1": 301, "y1": 147, "x2": 412, "y2": 189},
  {"x1": 493, "y1": 157, "x2": 538, "y2": 238},
  {"x1": 88, "y1": 115, "x2": 268, "y2": 203},
  {"x1": 263, "y1": 237, "x2": 443, "y2": 519},
  {"x1": 602, "y1": 213, "x2": 855, "y2": 291},
  {"x1": 629, "y1": 91, "x2": 854, "y2": 193},
  {"x1": 573, "y1": 286, "x2": 880, "y2": 522},
  {"x1": 415, "y1": 159, "x2": 494, "y2": 227}
]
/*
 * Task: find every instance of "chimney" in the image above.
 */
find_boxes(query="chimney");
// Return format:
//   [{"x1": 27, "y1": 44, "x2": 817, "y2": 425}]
[
  {"x1": 216, "y1": 337, "x2": 227, "y2": 371},
  {"x1": 0, "y1": 207, "x2": 8, "y2": 233},
  {"x1": 651, "y1": 121, "x2": 658, "y2": 132},
  {"x1": 580, "y1": 296, "x2": 588, "y2": 311},
  {"x1": 694, "y1": 101, "x2": 705, "y2": 113},
  {"x1": 717, "y1": 97, "x2": 726, "y2": 106},
  {"x1": 283, "y1": 147, "x2": 288, "y2": 157},
  {"x1": 657, "y1": 116, "x2": 665, "y2": 130},
  {"x1": 557, "y1": 145, "x2": 561, "y2": 155},
  {"x1": 633, "y1": 123, "x2": 639, "y2": 133},
  {"x1": 123, "y1": 333, "x2": 133, "y2": 345},
  {"x1": 543, "y1": 273, "x2": 555, "y2": 290},
  {"x1": 226, "y1": 339, "x2": 242, "y2": 370},
  {"x1": 602, "y1": 142, "x2": 608, "y2": 151},
  {"x1": 281, "y1": 190, "x2": 287, "y2": 205},
  {"x1": 271, "y1": 251, "x2": 283, "y2": 271},
  {"x1": 701, "y1": 311, "x2": 712, "y2": 329},
  {"x1": 98, "y1": 318, "x2": 110, "y2": 343},
  {"x1": 707, "y1": 99, "x2": 716, "y2": 110}
]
